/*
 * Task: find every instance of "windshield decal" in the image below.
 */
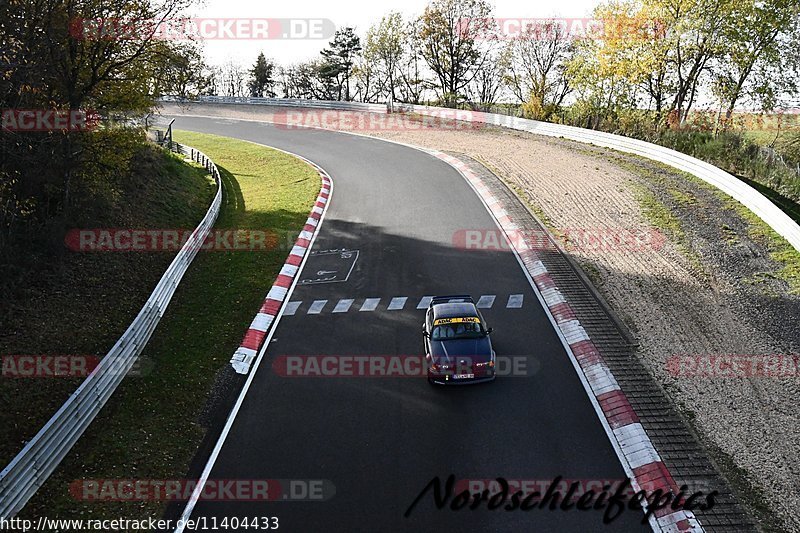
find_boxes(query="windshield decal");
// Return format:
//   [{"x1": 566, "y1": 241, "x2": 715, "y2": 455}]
[{"x1": 433, "y1": 317, "x2": 481, "y2": 326}]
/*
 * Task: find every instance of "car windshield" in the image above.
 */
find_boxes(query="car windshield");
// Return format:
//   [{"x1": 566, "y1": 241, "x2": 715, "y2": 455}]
[{"x1": 431, "y1": 320, "x2": 485, "y2": 341}]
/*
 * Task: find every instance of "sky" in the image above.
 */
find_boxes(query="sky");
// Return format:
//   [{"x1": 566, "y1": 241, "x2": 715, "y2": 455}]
[{"x1": 191, "y1": 0, "x2": 602, "y2": 67}]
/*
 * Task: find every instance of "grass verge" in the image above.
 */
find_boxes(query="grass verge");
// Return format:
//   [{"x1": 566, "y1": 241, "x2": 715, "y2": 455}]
[
  {"x1": 605, "y1": 151, "x2": 800, "y2": 293},
  {"x1": 19, "y1": 131, "x2": 319, "y2": 520},
  {"x1": 607, "y1": 156, "x2": 708, "y2": 275},
  {"x1": 0, "y1": 145, "x2": 216, "y2": 467},
  {"x1": 719, "y1": 192, "x2": 800, "y2": 295}
]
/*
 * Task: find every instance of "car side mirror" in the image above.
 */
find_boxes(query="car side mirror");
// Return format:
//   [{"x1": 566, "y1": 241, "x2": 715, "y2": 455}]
[{"x1": 486, "y1": 327, "x2": 494, "y2": 334}]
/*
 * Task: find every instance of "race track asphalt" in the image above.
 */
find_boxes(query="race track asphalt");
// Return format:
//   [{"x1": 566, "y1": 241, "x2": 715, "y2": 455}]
[{"x1": 169, "y1": 115, "x2": 650, "y2": 533}]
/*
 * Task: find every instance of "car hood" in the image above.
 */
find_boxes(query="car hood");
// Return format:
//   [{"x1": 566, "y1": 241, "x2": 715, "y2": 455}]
[{"x1": 430, "y1": 336, "x2": 493, "y2": 364}]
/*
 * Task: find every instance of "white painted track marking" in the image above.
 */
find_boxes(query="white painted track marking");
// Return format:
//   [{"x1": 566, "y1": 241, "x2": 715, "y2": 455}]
[
  {"x1": 307, "y1": 300, "x2": 328, "y2": 314},
  {"x1": 283, "y1": 301, "x2": 301, "y2": 316},
  {"x1": 387, "y1": 297, "x2": 408, "y2": 310},
  {"x1": 477, "y1": 295, "x2": 496, "y2": 308},
  {"x1": 507, "y1": 294, "x2": 524, "y2": 308},
  {"x1": 333, "y1": 299, "x2": 354, "y2": 313},
  {"x1": 359, "y1": 298, "x2": 380, "y2": 311}
]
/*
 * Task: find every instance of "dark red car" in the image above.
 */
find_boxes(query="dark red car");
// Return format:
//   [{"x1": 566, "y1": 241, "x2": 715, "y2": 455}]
[{"x1": 422, "y1": 295, "x2": 496, "y2": 385}]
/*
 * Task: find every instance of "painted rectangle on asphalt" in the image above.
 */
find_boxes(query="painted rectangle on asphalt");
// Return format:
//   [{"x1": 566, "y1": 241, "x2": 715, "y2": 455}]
[
  {"x1": 283, "y1": 301, "x2": 302, "y2": 316},
  {"x1": 477, "y1": 295, "x2": 496, "y2": 308},
  {"x1": 333, "y1": 299, "x2": 354, "y2": 313},
  {"x1": 299, "y1": 249, "x2": 359, "y2": 285},
  {"x1": 308, "y1": 300, "x2": 328, "y2": 314},
  {"x1": 507, "y1": 294, "x2": 524, "y2": 308},
  {"x1": 387, "y1": 297, "x2": 408, "y2": 310},
  {"x1": 360, "y1": 298, "x2": 380, "y2": 311}
]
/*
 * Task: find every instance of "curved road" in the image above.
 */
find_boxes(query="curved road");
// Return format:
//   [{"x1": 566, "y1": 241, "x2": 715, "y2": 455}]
[{"x1": 170, "y1": 115, "x2": 649, "y2": 532}]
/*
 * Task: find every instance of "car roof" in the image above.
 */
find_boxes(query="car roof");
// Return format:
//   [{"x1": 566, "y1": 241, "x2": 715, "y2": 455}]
[{"x1": 431, "y1": 302, "x2": 479, "y2": 320}]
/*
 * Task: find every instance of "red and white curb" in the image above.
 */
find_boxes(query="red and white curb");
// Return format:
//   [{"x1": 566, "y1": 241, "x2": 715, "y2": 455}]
[
  {"x1": 229, "y1": 164, "x2": 332, "y2": 375},
  {"x1": 432, "y1": 151, "x2": 703, "y2": 533}
]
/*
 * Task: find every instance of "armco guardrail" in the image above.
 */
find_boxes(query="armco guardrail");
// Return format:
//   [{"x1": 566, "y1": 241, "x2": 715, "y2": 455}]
[
  {"x1": 180, "y1": 96, "x2": 800, "y2": 253},
  {"x1": 0, "y1": 141, "x2": 222, "y2": 518},
  {"x1": 196, "y1": 95, "x2": 388, "y2": 113}
]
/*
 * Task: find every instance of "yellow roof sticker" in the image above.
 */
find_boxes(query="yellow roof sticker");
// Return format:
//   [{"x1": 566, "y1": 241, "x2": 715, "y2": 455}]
[{"x1": 433, "y1": 317, "x2": 481, "y2": 326}]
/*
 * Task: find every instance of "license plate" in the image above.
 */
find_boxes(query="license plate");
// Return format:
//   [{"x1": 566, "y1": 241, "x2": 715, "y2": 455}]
[{"x1": 454, "y1": 373, "x2": 474, "y2": 379}]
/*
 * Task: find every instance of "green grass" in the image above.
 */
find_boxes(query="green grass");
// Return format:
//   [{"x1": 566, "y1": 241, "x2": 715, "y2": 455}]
[
  {"x1": 666, "y1": 186, "x2": 699, "y2": 208},
  {"x1": 628, "y1": 178, "x2": 713, "y2": 276},
  {"x1": 742, "y1": 130, "x2": 781, "y2": 147},
  {"x1": 21, "y1": 131, "x2": 319, "y2": 520},
  {"x1": 632, "y1": 182, "x2": 686, "y2": 240},
  {"x1": 720, "y1": 224, "x2": 740, "y2": 245},
  {"x1": 603, "y1": 152, "x2": 800, "y2": 290},
  {"x1": 0, "y1": 145, "x2": 216, "y2": 467},
  {"x1": 722, "y1": 196, "x2": 800, "y2": 295},
  {"x1": 609, "y1": 157, "x2": 687, "y2": 239}
]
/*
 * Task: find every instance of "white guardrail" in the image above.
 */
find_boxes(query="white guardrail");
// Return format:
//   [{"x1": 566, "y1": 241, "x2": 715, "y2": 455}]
[
  {"x1": 189, "y1": 95, "x2": 800, "y2": 253},
  {"x1": 195, "y1": 95, "x2": 388, "y2": 114},
  {"x1": 0, "y1": 141, "x2": 222, "y2": 518}
]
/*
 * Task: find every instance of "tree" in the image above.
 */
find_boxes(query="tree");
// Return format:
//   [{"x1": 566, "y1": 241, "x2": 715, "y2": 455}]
[
  {"x1": 572, "y1": 0, "x2": 737, "y2": 125},
  {"x1": 353, "y1": 46, "x2": 380, "y2": 102},
  {"x1": 399, "y1": 19, "x2": 427, "y2": 104},
  {"x1": 505, "y1": 20, "x2": 575, "y2": 119},
  {"x1": 150, "y1": 43, "x2": 208, "y2": 99},
  {"x1": 364, "y1": 12, "x2": 407, "y2": 102},
  {"x1": 713, "y1": 0, "x2": 800, "y2": 123},
  {"x1": 0, "y1": 0, "x2": 194, "y2": 248},
  {"x1": 659, "y1": 0, "x2": 731, "y2": 123},
  {"x1": 320, "y1": 27, "x2": 362, "y2": 100},
  {"x1": 468, "y1": 47, "x2": 508, "y2": 107},
  {"x1": 416, "y1": 0, "x2": 495, "y2": 105},
  {"x1": 278, "y1": 61, "x2": 341, "y2": 100},
  {"x1": 567, "y1": 33, "x2": 640, "y2": 129},
  {"x1": 198, "y1": 65, "x2": 221, "y2": 96},
  {"x1": 248, "y1": 52, "x2": 276, "y2": 97},
  {"x1": 277, "y1": 65, "x2": 306, "y2": 98},
  {"x1": 219, "y1": 60, "x2": 247, "y2": 97}
]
